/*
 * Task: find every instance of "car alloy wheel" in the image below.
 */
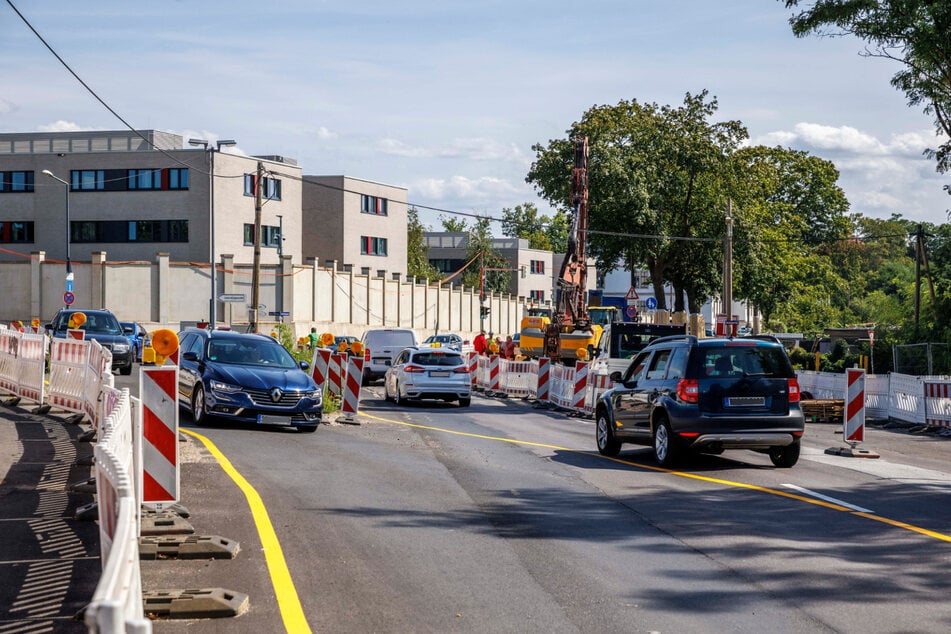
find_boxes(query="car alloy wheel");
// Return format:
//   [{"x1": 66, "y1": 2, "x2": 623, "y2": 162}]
[
  {"x1": 596, "y1": 412, "x2": 621, "y2": 456},
  {"x1": 192, "y1": 385, "x2": 207, "y2": 425}
]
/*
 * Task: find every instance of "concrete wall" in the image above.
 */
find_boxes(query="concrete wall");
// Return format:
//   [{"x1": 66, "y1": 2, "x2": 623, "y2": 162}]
[{"x1": 0, "y1": 252, "x2": 530, "y2": 340}]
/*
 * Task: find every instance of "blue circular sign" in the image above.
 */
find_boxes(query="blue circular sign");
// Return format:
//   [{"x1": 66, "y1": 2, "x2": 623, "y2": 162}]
[
  {"x1": 645, "y1": 297, "x2": 657, "y2": 310},
  {"x1": 63, "y1": 291, "x2": 75, "y2": 305}
]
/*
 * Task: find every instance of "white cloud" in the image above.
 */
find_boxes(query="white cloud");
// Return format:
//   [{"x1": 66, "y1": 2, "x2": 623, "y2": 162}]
[
  {"x1": 37, "y1": 120, "x2": 95, "y2": 133},
  {"x1": 377, "y1": 137, "x2": 525, "y2": 162},
  {"x1": 315, "y1": 126, "x2": 337, "y2": 140},
  {"x1": 0, "y1": 99, "x2": 15, "y2": 115},
  {"x1": 412, "y1": 175, "x2": 522, "y2": 201}
]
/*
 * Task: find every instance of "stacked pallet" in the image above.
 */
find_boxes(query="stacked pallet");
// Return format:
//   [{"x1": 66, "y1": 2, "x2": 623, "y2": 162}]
[{"x1": 801, "y1": 398, "x2": 844, "y2": 423}]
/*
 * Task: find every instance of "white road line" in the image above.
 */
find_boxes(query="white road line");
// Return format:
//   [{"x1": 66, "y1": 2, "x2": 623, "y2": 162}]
[{"x1": 782, "y1": 484, "x2": 875, "y2": 514}]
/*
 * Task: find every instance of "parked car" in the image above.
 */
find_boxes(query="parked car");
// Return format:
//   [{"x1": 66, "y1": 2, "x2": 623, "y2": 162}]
[
  {"x1": 120, "y1": 321, "x2": 149, "y2": 362},
  {"x1": 334, "y1": 335, "x2": 359, "y2": 353},
  {"x1": 384, "y1": 346, "x2": 471, "y2": 407},
  {"x1": 46, "y1": 308, "x2": 134, "y2": 375},
  {"x1": 421, "y1": 333, "x2": 464, "y2": 352},
  {"x1": 361, "y1": 328, "x2": 419, "y2": 384},
  {"x1": 176, "y1": 328, "x2": 322, "y2": 432},
  {"x1": 595, "y1": 334, "x2": 804, "y2": 467}
]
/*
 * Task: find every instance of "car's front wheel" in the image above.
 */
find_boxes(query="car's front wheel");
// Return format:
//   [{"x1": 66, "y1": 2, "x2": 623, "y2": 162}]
[
  {"x1": 192, "y1": 385, "x2": 209, "y2": 425},
  {"x1": 769, "y1": 440, "x2": 801, "y2": 468},
  {"x1": 459, "y1": 397, "x2": 471, "y2": 407},
  {"x1": 393, "y1": 383, "x2": 402, "y2": 406},
  {"x1": 120, "y1": 364, "x2": 132, "y2": 376},
  {"x1": 653, "y1": 416, "x2": 681, "y2": 467},
  {"x1": 596, "y1": 410, "x2": 621, "y2": 456}
]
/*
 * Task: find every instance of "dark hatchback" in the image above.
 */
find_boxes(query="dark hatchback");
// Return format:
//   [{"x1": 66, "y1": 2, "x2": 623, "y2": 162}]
[
  {"x1": 177, "y1": 328, "x2": 322, "y2": 432},
  {"x1": 595, "y1": 335, "x2": 805, "y2": 467},
  {"x1": 46, "y1": 308, "x2": 134, "y2": 375}
]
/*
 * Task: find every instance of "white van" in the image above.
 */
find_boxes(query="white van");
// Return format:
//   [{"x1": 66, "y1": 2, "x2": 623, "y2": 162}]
[{"x1": 361, "y1": 328, "x2": 419, "y2": 384}]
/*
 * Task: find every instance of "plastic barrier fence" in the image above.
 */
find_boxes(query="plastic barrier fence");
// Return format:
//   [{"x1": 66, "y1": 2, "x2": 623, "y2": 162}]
[
  {"x1": 0, "y1": 329, "x2": 19, "y2": 396},
  {"x1": 924, "y1": 380, "x2": 951, "y2": 427},
  {"x1": 475, "y1": 356, "x2": 490, "y2": 390},
  {"x1": 16, "y1": 333, "x2": 47, "y2": 404},
  {"x1": 583, "y1": 372, "x2": 615, "y2": 416},
  {"x1": 549, "y1": 364, "x2": 576, "y2": 409},
  {"x1": 498, "y1": 359, "x2": 536, "y2": 398},
  {"x1": 49, "y1": 338, "x2": 90, "y2": 415},
  {"x1": 84, "y1": 341, "x2": 113, "y2": 428}
]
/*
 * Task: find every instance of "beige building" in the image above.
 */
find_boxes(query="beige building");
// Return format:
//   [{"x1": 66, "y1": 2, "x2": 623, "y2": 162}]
[
  {"x1": 301, "y1": 175, "x2": 408, "y2": 277},
  {"x1": 0, "y1": 130, "x2": 303, "y2": 266}
]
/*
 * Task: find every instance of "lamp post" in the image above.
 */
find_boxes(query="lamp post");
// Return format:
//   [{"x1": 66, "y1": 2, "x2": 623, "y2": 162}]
[
  {"x1": 188, "y1": 138, "x2": 236, "y2": 329},
  {"x1": 41, "y1": 169, "x2": 71, "y2": 305}
]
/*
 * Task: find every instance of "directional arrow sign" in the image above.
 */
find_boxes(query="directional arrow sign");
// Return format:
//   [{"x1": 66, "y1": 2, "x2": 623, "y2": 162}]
[{"x1": 218, "y1": 293, "x2": 246, "y2": 303}]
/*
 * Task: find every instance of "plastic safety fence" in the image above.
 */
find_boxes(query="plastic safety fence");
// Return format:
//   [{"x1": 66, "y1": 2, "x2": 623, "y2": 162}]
[
  {"x1": 328, "y1": 353, "x2": 345, "y2": 397},
  {"x1": 467, "y1": 352, "x2": 478, "y2": 386},
  {"x1": 924, "y1": 380, "x2": 951, "y2": 427},
  {"x1": 0, "y1": 328, "x2": 18, "y2": 396},
  {"x1": 475, "y1": 356, "x2": 490, "y2": 391},
  {"x1": 87, "y1": 388, "x2": 151, "y2": 633},
  {"x1": 549, "y1": 363, "x2": 576, "y2": 410},
  {"x1": 84, "y1": 341, "x2": 113, "y2": 429},
  {"x1": 532, "y1": 357, "x2": 550, "y2": 402},
  {"x1": 49, "y1": 338, "x2": 90, "y2": 415},
  {"x1": 486, "y1": 355, "x2": 501, "y2": 393},
  {"x1": 498, "y1": 359, "x2": 537, "y2": 398},
  {"x1": 16, "y1": 332, "x2": 47, "y2": 404},
  {"x1": 582, "y1": 372, "x2": 615, "y2": 416}
]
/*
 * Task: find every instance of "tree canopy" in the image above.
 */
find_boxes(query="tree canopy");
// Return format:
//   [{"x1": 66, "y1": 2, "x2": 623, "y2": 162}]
[
  {"x1": 406, "y1": 207, "x2": 442, "y2": 281},
  {"x1": 499, "y1": 203, "x2": 570, "y2": 252}
]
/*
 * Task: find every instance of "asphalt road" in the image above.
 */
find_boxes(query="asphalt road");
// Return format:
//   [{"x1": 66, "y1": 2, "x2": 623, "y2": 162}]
[{"x1": 114, "y1": 370, "x2": 951, "y2": 634}]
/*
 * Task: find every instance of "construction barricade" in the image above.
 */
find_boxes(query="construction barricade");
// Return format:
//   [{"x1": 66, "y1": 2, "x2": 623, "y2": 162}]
[
  {"x1": 582, "y1": 371, "x2": 615, "y2": 417},
  {"x1": 475, "y1": 355, "x2": 490, "y2": 391},
  {"x1": 328, "y1": 352, "x2": 345, "y2": 397},
  {"x1": 339, "y1": 357, "x2": 363, "y2": 423},
  {"x1": 49, "y1": 338, "x2": 90, "y2": 415},
  {"x1": 571, "y1": 361, "x2": 589, "y2": 412},
  {"x1": 84, "y1": 341, "x2": 113, "y2": 428},
  {"x1": 467, "y1": 351, "x2": 478, "y2": 386},
  {"x1": 498, "y1": 359, "x2": 536, "y2": 398},
  {"x1": 0, "y1": 328, "x2": 20, "y2": 396},
  {"x1": 924, "y1": 379, "x2": 951, "y2": 428},
  {"x1": 549, "y1": 363, "x2": 576, "y2": 410}
]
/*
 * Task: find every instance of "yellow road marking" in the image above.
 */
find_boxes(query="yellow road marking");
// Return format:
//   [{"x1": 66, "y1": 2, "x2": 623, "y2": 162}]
[
  {"x1": 181, "y1": 428, "x2": 311, "y2": 633},
  {"x1": 359, "y1": 411, "x2": 951, "y2": 543}
]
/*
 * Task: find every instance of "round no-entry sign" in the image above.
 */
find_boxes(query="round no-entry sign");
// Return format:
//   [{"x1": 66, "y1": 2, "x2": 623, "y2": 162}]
[{"x1": 64, "y1": 291, "x2": 75, "y2": 305}]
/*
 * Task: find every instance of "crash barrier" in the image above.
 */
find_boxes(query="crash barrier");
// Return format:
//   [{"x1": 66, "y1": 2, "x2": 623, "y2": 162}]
[
  {"x1": 0, "y1": 329, "x2": 48, "y2": 405},
  {"x1": 498, "y1": 359, "x2": 536, "y2": 398},
  {"x1": 87, "y1": 386, "x2": 151, "y2": 632},
  {"x1": 339, "y1": 357, "x2": 364, "y2": 423},
  {"x1": 549, "y1": 363, "x2": 576, "y2": 409}
]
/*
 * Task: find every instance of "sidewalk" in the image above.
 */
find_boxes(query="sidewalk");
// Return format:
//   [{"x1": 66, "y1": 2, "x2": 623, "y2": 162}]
[{"x1": 0, "y1": 400, "x2": 100, "y2": 633}]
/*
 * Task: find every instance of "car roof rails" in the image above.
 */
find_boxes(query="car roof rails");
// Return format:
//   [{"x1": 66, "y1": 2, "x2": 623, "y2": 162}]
[
  {"x1": 741, "y1": 334, "x2": 782, "y2": 344},
  {"x1": 648, "y1": 334, "x2": 697, "y2": 346}
]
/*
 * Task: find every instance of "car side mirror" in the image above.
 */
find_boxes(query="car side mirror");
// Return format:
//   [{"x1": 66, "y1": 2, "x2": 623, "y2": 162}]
[
  {"x1": 299, "y1": 361, "x2": 310, "y2": 371},
  {"x1": 609, "y1": 371, "x2": 623, "y2": 382},
  {"x1": 182, "y1": 351, "x2": 199, "y2": 362}
]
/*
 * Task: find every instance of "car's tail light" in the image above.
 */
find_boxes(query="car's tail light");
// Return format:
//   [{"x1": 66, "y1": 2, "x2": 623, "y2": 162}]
[
  {"x1": 364, "y1": 347, "x2": 370, "y2": 362},
  {"x1": 404, "y1": 364, "x2": 426, "y2": 373},
  {"x1": 453, "y1": 366, "x2": 469, "y2": 374},
  {"x1": 677, "y1": 378, "x2": 699, "y2": 403},
  {"x1": 788, "y1": 378, "x2": 801, "y2": 403}
]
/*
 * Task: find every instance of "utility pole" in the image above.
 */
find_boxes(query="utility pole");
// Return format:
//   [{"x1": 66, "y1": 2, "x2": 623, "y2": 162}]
[
  {"x1": 250, "y1": 161, "x2": 264, "y2": 333},
  {"x1": 723, "y1": 199, "x2": 733, "y2": 333}
]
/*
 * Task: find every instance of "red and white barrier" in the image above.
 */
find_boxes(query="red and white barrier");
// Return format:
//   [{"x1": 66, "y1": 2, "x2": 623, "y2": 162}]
[
  {"x1": 487, "y1": 355, "x2": 501, "y2": 393},
  {"x1": 140, "y1": 366, "x2": 179, "y2": 508},
  {"x1": 311, "y1": 347, "x2": 332, "y2": 387},
  {"x1": 499, "y1": 359, "x2": 535, "y2": 398},
  {"x1": 328, "y1": 352, "x2": 345, "y2": 397},
  {"x1": 571, "y1": 361, "x2": 589, "y2": 411},
  {"x1": 549, "y1": 363, "x2": 576, "y2": 409},
  {"x1": 340, "y1": 357, "x2": 363, "y2": 423},
  {"x1": 924, "y1": 380, "x2": 951, "y2": 428},
  {"x1": 583, "y1": 372, "x2": 614, "y2": 416},
  {"x1": 0, "y1": 329, "x2": 17, "y2": 396},
  {"x1": 844, "y1": 368, "x2": 866, "y2": 442},
  {"x1": 49, "y1": 338, "x2": 90, "y2": 415},
  {"x1": 534, "y1": 357, "x2": 550, "y2": 402},
  {"x1": 16, "y1": 332, "x2": 47, "y2": 405},
  {"x1": 467, "y1": 351, "x2": 478, "y2": 386},
  {"x1": 84, "y1": 341, "x2": 113, "y2": 428}
]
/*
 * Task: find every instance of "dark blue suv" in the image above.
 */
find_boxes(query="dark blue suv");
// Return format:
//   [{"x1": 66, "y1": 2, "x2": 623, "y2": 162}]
[
  {"x1": 177, "y1": 328, "x2": 322, "y2": 433},
  {"x1": 595, "y1": 335, "x2": 805, "y2": 467}
]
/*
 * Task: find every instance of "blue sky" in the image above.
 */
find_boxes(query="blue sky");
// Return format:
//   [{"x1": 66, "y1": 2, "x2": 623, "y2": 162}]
[{"x1": 4, "y1": 0, "x2": 949, "y2": 227}]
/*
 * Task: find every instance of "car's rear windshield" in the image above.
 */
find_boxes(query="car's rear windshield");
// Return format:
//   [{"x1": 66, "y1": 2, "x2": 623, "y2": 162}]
[
  {"x1": 208, "y1": 339, "x2": 298, "y2": 368},
  {"x1": 57, "y1": 312, "x2": 121, "y2": 335},
  {"x1": 364, "y1": 330, "x2": 416, "y2": 348},
  {"x1": 696, "y1": 343, "x2": 794, "y2": 378},
  {"x1": 411, "y1": 352, "x2": 463, "y2": 366}
]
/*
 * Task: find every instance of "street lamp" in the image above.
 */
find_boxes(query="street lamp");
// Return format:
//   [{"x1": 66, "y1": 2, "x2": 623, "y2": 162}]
[
  {"x1": 41, "y1": 169, "x2": 72, "y2": 304},
  {"x1": 189, "y1": 138, "x2": 236, "y2": 329}
]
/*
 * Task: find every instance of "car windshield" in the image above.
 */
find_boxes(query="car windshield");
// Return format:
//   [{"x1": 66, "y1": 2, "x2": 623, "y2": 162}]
[
  {"x1": 365, "y1": 331, "x2": 416, "y2": 348},
  {"x1": 59, "y1": 312, "x2": 121, "y2": 335},
  {"x1": 425, "y1": 335, "x2": 453, "y2": 344},
  {"x1": 411, "y1": 352, "x2": 463, "y2": 366},
  {"x1": 208, "y1": 339, "x2": 298, "y2": 368}
]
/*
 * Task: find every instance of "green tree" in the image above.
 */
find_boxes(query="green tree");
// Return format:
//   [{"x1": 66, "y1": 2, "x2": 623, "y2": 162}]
[
  {"x1": 527, "y1": 91, "x2": 746, "y2": 313},
  {"x1": 440, "y1": 215, "x2": 468, "y2": 232},
  {"x1": 500, "y1": 203, "x2": 571, "y2": 253},
  {"x1": 406, "y1": 207, "x2": 442, "y2": 281},
  {"x1": 461, "y1": 216, "x2": 510, "y2": 296},
  {"x1": 784, "y1": 1, "x2": 951, "y2": 175}
]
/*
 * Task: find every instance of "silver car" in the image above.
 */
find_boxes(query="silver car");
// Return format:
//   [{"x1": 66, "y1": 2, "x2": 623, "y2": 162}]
[
  {"x1": 384, "y1": 347, "x2": 471, "y2": 407},
  {"x1": 421, "y1": 333, "x2": 464, "y2": 352}
]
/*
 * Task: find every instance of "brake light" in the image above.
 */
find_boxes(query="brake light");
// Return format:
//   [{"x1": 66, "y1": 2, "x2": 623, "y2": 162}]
[
  {"x1": 788, "y1": 378, "x2": 801, "y2": 403},
  {"x1": 404, "y1": 364, "x2": 426, "y2": 373},
  {"x1": 453, "y1": 367, "x2": 469, "y2": 374},
  {"x1": 364, "y1": 347, "x2": 370, "y2": 362},
  {"x1": 677, "y1": 378, "x2": 699, "y2": 403}
]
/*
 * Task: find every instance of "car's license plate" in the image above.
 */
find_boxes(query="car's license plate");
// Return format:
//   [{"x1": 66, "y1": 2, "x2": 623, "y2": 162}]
[
  {"x1": 430, "y1": 371, "x2": 450, "y2": 377},
  {"x1": 259, "y1": 414, "x2": 292, "y2": 424},
  {"x1": 724, "y1": 397, "x2": 765, "y2": 407}
]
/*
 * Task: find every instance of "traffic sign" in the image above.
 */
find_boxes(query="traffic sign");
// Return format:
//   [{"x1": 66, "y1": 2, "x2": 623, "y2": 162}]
[
  {"x1": 63, "y1": 291, "x2": 75, "y2": 305},
  {"x1": 267, "y1": 311, "x2": 290, "y2": 316},
  {"x1": 625, "y1": 286, "x2": 638, "y2": 300},
  {"x1": 645, "y1": 297, "x2": 657, "y2": 310},
  {"x1": 625, "y1": 306, "x2": 637, "y2": 318},
  {"x1": 218, "y1": 293, "x2": 246, "y2": 303}
]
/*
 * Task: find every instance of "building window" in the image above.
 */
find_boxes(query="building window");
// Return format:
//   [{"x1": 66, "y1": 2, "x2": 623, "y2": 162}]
[
  {"x1": 70, "y1": 219, "x2": 188, "y2": 243},
  {"x1": 0, "y1": 221, "x2": 34, "y2": 243},
  {"x1": 71, "y1": 170, "x2": 105, "y2": 191},
  {"x1": 243, "y1": 224, "x2": 282, "y2": 247},
  {"x1": 168, "y1": 168, "x2": 188, "y2": 190},
  {"x1": 128, "y1": 169, "x2": 163, "y2": 190},
  {"x1": 529, "y1": 290, "x2": 545, "y2": 302},
  {"x1": 0, "y1": 171, "x2": 34, "y2": 193},
  {"x1": 360, "y1": 194, "x2": 388, "y2": 216},
  {"x1": 244, "y1": 174, "x2": 282, "y2": 200},
  {"x1": 360, "y1": 236, "x2": 387, "y2": 256},
  {"x1": 530, "y1": 260, "x2": 545, "y2": 274}
]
